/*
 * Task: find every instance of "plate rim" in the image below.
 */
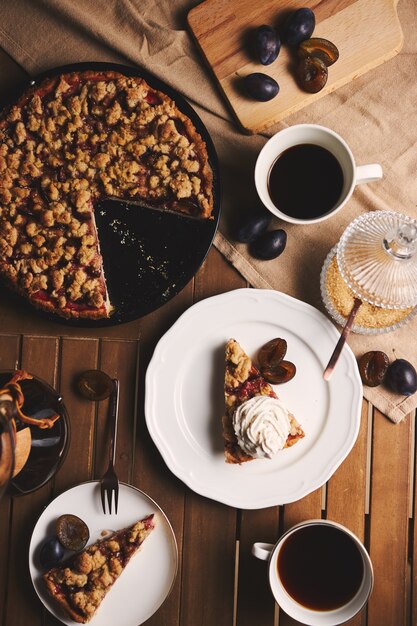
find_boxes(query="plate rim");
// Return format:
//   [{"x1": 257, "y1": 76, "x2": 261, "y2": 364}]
[
  {"x1": 144, "y1": 287, "x2": 363, "y2": 509},
  {"x1": 28, "y1": 479, "x2": 178, "y2": 625}
]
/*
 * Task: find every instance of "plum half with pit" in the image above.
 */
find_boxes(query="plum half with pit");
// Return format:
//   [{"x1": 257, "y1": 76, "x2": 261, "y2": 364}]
[
  {"x1": 261, "y1": 360, "x2": 296, "y2": 384},
  {"x1": 258, "y1": 338, "x2": 287, "y2": 369},
  {"x1": 56, "y1": 513, "x2": 90, "y2": 551},
  {"x1": 296, "y1": 56, "x2": 328, "y2": 93},
  {"x1": 358, "y1": 351, "x2": 389, "y2": 387},
  {"x1": 298, "y1": 37, "x2": 339, "y2": 67},
  {"x1": 258, "y1": 337, "x2": 296, "y2": 384}
]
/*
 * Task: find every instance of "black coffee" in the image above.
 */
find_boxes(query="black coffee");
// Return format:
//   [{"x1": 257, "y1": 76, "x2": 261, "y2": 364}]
[
  {"x1": 277, "y1": 525, "x2": 364, "y2": 611},
  {"x1": 268, "y1": 143, "x2": 344, "y2": 220}
]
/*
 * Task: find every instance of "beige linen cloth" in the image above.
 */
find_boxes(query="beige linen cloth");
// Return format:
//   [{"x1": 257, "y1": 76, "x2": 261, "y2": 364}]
[{"x1": 0, "y1": 0, "x2": 416, "y2": 422}]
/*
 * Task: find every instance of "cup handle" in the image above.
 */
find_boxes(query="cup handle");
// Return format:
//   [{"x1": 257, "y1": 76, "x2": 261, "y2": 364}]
[
  {"x1": 252, "y1": 542, "x2": 274, "y2": 561},
  {"x1": 355, "y1": 163, "x2": 383, "y2": 185}
]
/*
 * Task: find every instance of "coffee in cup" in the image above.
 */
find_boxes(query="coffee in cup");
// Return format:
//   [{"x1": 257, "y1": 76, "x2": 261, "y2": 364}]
[
  {"x1": 268, "y1": 143, "x2": 344, "y2": 221},
  {"x1": 255, "y1": 124, "x2": 383, "y2": 225},
  {"x1": 252, "y1": 519, "x2": 373, "y2": 626}
]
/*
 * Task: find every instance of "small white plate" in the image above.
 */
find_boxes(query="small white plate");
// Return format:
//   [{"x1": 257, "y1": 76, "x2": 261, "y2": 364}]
[
  {"x1": 145, "y1": 288, "x2": 363, "y2": 509},
  {"x1": 29, "y1": 481, "x2": 178, "y2": 625}
]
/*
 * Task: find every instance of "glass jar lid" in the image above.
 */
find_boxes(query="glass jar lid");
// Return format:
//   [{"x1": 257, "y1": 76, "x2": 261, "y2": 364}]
[{"x1": 337, "y1": 210, "x2": 417, "y2": 309}]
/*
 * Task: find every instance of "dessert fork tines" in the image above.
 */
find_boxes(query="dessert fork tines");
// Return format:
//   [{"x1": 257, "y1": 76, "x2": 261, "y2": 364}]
[{"x1": 100, "y1": 379, "x2": 119, "y2": 514}]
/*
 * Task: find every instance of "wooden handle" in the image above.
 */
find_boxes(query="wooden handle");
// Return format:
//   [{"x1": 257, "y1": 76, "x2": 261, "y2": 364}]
[{"x1": 323, "y1": 298, "x2": 362, "y2": 381}]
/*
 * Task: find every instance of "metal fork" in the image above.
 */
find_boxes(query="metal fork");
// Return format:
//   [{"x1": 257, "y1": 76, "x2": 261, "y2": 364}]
[{"x1": 100, "y1": 378, "x2": 120, "y2": 514}]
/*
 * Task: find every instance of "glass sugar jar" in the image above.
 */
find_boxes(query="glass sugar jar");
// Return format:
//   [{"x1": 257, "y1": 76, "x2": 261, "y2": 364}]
[{"x1": 321, "y1": 211, "x2": 417, "y2": 334}]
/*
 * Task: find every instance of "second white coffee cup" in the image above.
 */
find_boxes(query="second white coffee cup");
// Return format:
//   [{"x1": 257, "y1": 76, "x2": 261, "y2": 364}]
[
  {"x1": 252, "y1": 519, "x2": 373, "y2": 626},
  {"x1": 255, "y1": 124, "x2": 382, "y2": 225}
]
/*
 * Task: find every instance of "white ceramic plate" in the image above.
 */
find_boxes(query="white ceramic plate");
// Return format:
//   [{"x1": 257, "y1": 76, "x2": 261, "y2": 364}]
[
  {"x1": 145, "y1": 288, "x2": 363, "y2": 509},
  {"x1": 29, "y1": 481, "x2": 178, "y2": 625}
]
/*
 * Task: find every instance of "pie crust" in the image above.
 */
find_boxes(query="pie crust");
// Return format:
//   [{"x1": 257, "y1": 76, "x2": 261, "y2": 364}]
[
  {"x1": 0, "y1": 70, "x2": 214, "y2": 319},
  {"x1": 43, "y1": 514, "x2": 155, "y2": 623},
  {"x1": 222, "y1": 339, "x2": 304, "y2": 463}
]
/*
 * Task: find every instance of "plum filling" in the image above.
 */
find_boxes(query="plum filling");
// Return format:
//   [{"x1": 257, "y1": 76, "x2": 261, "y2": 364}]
[
  {"x1": 31, "y1": 289, "x2": 105, "y2": 313},
  {"x1": 225, "y1": 374, "x2": 275, "y2": 405},
  {"x1": 145, "y1": 91, "x2": 162, "y2": 105}
]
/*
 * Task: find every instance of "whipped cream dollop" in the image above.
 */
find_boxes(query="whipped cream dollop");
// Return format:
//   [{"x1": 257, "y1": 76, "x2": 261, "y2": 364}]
[{"x1": 233, "y1": 396, "x2": 291, "y2": 459}]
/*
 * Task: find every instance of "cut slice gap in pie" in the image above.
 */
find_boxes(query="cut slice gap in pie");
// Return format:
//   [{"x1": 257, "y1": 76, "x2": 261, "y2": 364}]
[
  {"x1": 222, "y1": 339, "x2": 304, "y2": 464},
  {"x1": 43, "y1": 513, "x2": 155, "y2": 624},
  {"x1": 93, "y1": 199, "x2": 214, "y2": 316}
]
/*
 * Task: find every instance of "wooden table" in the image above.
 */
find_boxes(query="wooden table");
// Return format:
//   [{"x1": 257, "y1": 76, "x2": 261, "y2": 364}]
[{"x1": 0, "y1": 49, "x2": 415, "y2": 626}]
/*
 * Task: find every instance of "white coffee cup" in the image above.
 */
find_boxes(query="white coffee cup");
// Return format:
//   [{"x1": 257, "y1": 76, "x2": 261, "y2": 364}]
[
  {"x1": 252, "y1": 519, "x2": 373, "y2": 626},
  {"x1": 255, "y1": 124, "x2": 383, "y2": 225}
]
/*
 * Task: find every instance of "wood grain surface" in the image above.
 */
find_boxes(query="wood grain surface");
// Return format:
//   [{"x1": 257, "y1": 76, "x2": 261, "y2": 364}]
[
  {"x1": 0, "y1": 48, "x2": 415, "y2": 626},
  {"x1": 188, "y1": 0, "x2": 403, "y2": 133}
]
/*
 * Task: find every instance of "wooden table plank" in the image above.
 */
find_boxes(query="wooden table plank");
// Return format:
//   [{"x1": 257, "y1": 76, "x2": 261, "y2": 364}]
[
  {"x1": 236, "y1": 507, "x2": 280, "y2": 626},
  {"x1": 94, "y1": 339, "x2": 139, "y2": 487},
  {"x1": 326, "y1": 399, "x2": 369, "y2": 538},
  {"x1": 282, "y1": 490, "x2": 323, "y2": 530},
  {"x1": 0, "y1": 334, "x2": 20, "y2": 372},
  {"x1": 181, "y1": 494, "x2": 238, "y2": 626},
  {"x1": 367, "y1": 408, "x2": 412, "y2": 626},
  {"x1": 324, "y1": 399, "x2": 369, "y2": 626},
  {"x1": 53, "y1": 338, "x2": 99, "y2": 494}
]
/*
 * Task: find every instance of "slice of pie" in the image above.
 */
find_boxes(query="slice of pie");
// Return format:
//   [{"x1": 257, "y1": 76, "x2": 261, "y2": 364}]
[
  {"x1": 222, "y1": 339, "x2": 304, "y2": 464},
  {"x1": 0, "y1": 70, "x2": 214, "y2": 319},
  {"x1": 43, "y1": 514, "x2": 155, "y2": 623}
]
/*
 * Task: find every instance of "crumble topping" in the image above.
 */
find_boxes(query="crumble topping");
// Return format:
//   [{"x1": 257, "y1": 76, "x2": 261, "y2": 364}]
[
  {"x1": 0, "y1": 70, "x2": 213, "y2": 319},
  {"x1": 43, "y1": 514, "x2": 155, "y2": 623}
]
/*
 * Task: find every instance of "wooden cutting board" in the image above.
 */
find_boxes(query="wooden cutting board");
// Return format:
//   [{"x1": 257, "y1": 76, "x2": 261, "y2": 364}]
[{"x1": 188, "y1": 0, "x2": 403, "y2": 133}]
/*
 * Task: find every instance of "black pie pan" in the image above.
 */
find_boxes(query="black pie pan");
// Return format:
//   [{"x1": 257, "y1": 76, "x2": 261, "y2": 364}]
[
  {"x1": 0, "y1": 62, "x2": 221, "y2": 327},
  {"x1": 0, "y1": 372, "x2": 70, "y2": 496}
]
